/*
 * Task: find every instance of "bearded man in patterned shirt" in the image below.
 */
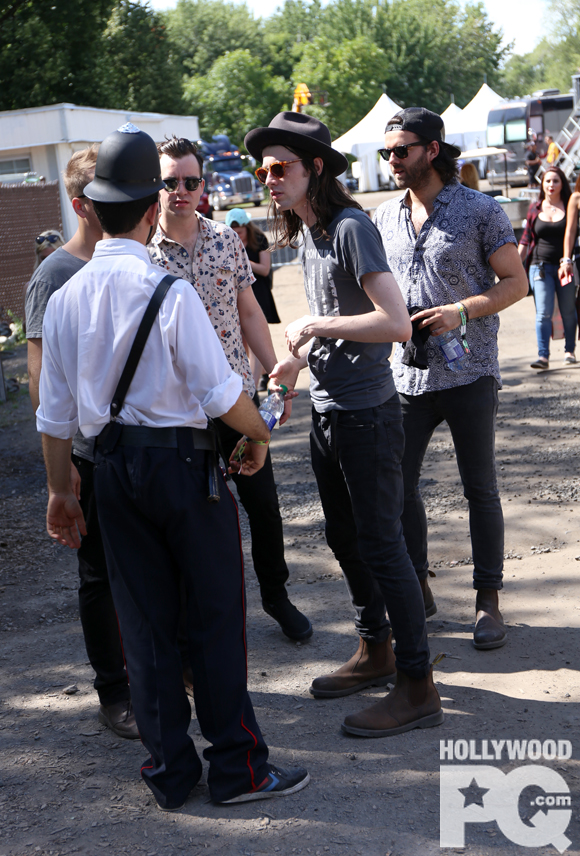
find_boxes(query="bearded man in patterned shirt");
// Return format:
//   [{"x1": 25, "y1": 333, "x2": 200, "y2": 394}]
[
  {"x1": 149, "y1": 135, "x2": 312, "y2": 643},
  {"x1": 374, "y1": 108, "x2": 528, "y2": 650}
]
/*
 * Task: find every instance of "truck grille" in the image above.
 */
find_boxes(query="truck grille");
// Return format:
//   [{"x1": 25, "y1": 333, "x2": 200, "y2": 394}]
[{"x1": 232, "y1": 175, "x2": 252, "y2": 194}]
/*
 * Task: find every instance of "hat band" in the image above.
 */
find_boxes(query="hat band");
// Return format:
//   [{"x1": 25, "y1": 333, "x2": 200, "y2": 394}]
[{"x1": 388, "y1": 123, "x2": 404, "y2": 131}]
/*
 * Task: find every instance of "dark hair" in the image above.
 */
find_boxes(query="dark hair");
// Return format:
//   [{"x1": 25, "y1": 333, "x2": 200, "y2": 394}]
[
  {"x1": 92, "y1": 192, "x2": 159, "y2": 236},
  {"x1": 157, "y1": 135, "x2": 203, "y2": 175},
  {"x1": 539, "y1": 166, "x2": 572, "y2": 209},
  {"x1": 418, "y1": 137, "x2": 458, "y2": 184},
  {"x1": 268, "y1": 145, "x2": 362, "y2": 247},
  {"x1": 229, "y1": 219, "x2": 265, "y2": 253}
]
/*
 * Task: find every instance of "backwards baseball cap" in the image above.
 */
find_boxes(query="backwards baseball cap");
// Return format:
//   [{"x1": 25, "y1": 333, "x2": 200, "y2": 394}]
[
  {"x1": 245, "y1": 111, "x2": 348, "y2": 176},
  {"x1": 385, "y1": 107, "x2": 462, "y2": 159}
]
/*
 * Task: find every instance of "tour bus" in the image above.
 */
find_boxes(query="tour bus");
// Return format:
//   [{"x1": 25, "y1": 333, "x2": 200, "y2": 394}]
[{"x1": 486, "y1": 90, "x2": 573, "y2": 186}]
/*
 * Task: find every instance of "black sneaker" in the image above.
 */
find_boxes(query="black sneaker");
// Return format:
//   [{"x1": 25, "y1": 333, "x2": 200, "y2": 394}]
[
  {"x1": 262, "y1": 597, "x2": 313, "y2": 641},
  {"x1": 219, "y1": 764, "x2": 310, "y2": 803}
]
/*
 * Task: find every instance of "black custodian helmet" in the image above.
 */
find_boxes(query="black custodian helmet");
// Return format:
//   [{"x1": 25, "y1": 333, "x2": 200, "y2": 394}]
[{"x1": 84, "y1": 123, "x2": 165, "y2": 203}]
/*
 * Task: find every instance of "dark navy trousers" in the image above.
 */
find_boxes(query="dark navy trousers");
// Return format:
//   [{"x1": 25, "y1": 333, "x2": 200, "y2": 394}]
[
  {"x1": 93, "y1": 443, "x2": 269, "y2": 807},
  {"x1": 73, "y1": 455, "x2": 130, "y2": 707}
]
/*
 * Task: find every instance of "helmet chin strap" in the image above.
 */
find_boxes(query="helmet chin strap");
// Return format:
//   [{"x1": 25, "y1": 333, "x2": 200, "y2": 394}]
[{"x1": 146, "y1": 204, "x2": 160, "y2": 245}]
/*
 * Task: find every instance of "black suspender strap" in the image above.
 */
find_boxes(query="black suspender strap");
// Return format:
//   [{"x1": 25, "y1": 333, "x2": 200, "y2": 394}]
[{"x1": 110, "y1": 274, "x2": 179, "y2": 420}]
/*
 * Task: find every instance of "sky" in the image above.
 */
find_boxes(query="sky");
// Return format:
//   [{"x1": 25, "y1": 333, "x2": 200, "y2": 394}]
[{"x1": 148, "y1": 0, "x2": 548, "y2": 55}]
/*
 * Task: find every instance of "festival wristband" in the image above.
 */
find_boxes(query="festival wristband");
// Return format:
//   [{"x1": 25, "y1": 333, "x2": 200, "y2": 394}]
[
  {"x1": 248, "y1": 438, "x2": 270, "y2": 445},
  {"x1": 455, "y1": 302, "x2": 469, "y2": 336}
]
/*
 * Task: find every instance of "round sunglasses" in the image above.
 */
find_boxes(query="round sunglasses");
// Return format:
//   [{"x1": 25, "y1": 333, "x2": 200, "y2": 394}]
[
  {"x1": 255, "y1": 159, "x2": 302, "y2": 184},
  {"x1": 162, "y1": 176, "x2": 203, "y2": 192},
  {"x1": 378, "y1": 142, "x2": 426, "y2": 161},
  {"x1": 36, "y1": 234, "x2": 60, "y2": 245}
]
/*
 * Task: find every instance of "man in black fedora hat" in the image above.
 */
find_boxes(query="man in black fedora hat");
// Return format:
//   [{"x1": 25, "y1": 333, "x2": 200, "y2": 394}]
[
  {"x1": 36, "y1": 123, "x2": 310, "y2": 809},
  {"x1": 246, "y1": 111, "x2": 443, "y2": 738},
  {"x1": 374, "y1": 107, "x2": 528, "y2": 650}
]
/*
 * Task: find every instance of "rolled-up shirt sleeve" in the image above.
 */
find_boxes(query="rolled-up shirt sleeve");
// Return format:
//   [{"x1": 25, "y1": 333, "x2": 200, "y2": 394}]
[
  {"x1": 36, "y1": 305, "x2": 79, "y2": 439},
  {"x1": 168, "y1": 283, "x2": 243, "y2": 419}
]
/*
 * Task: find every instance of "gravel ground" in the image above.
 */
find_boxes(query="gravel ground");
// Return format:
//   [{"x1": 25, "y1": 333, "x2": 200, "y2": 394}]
[{"x1": 1, "y1": 275, "x2": 579, "y2": 856}]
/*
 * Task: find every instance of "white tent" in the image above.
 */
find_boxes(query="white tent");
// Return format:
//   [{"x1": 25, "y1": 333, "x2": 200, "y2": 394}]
[
  {"x1": 445, "y1": 83, "x2": 502, "y2": 153},
  {"x1": 441, "y1": 102, "x2": 464, "y2": 138},
  {"x1": 332, "y1": 93, "x2": 401, "y2": 191}
]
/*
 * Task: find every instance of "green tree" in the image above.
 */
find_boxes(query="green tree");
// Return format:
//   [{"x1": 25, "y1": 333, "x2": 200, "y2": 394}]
[
  {"x1": 95, "y1": 1, "x2": 184, "y2": 114},
  {"x1": 263, "y1": 0, "x2": 323, "y2": 79},
  {"x1": 292, "y1": 35, "x2": 387, "y2": 137},
  {"x1": 0, "y1": 0, "x2": 115, "y2": 110},
  {"x1": 165, "y1": 0, "x2": 264, "y2": 77},
  {"x1": 183, "y1": 48, "x2": 288, "y2": 144}
]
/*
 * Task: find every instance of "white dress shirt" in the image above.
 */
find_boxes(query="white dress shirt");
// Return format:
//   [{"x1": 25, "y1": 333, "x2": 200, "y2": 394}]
[{"x1": 37, "y1": 239, "x2": 242, "y2": 440}]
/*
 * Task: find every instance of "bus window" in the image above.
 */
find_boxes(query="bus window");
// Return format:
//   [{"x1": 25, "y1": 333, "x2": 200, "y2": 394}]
[
  {"x1": 488, "y1": 124, "x2": 504, "y2": 146},
  {"x1": 505, "y1": 120, "x2": 528, "y2": 142}
]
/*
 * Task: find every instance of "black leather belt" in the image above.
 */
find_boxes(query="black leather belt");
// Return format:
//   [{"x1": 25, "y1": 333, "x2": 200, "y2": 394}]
[{"x1": 96, "y1": 425, "x2": 215, "y2": 451}]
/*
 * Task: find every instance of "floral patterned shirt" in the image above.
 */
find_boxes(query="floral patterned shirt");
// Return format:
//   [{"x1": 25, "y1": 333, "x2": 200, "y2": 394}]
[
  {"x1": 149, "y1": 216, "x2": 256, "y2": 397},
  {"x1": 374, "y1": 180, "x2": 517, "y2": 395}
]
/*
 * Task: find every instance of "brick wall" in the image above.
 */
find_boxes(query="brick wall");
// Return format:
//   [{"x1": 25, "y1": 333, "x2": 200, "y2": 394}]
[{"x1": 0, "y1": 182, "x2": 62, "y2": 321}]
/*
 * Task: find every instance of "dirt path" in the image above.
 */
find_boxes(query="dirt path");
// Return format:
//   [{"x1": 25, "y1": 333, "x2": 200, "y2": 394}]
[{"x1": 1, "y1": 269, "x2": 579, "y2": 856}]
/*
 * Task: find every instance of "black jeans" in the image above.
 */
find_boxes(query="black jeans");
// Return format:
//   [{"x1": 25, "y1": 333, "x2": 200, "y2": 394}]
[
  {"x1": 73, "y1": 455, "x2": 130, "y2": 706},
  {"x1": 310, "y1": 395, "x2": 430, "y2": 679},
  {"x1": 214, "y1": 410, "x2": 289, "y2": 602},
  {"x1": 399, "y1": 375, "x2": 504, "y2": 590}
]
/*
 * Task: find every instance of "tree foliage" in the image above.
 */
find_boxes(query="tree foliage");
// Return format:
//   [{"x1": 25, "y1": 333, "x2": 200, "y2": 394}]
[
  {"x1": 184, "y1": 49, "x2": 288, "y2": 141},
  {"x1": 0, "y1": 0, "x2": 517, "y2": 148}
]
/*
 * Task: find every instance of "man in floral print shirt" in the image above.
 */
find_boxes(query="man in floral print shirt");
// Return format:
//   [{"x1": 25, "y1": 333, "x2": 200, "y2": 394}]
[{"x1": 149, "y1": 135, "x2": 312, "y2": 643}]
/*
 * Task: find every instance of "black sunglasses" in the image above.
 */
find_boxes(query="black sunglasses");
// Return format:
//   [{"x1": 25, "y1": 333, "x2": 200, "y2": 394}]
[
  {"x1": 378, "y1": 142, "x2": 426, "y2": 161},
  {"x1": 36, "y1": 234, "x2": 60, "y2": 245},
  {"x1": 162, "y1": 176, "x2": 203, "y2": 192}
]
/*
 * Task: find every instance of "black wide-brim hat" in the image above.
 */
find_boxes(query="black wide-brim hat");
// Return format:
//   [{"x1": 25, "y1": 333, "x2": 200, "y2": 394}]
[
  {"x1": 245, "y1": 112, "x2": 348, "y2": 176},
  {"x1": 84, "y1": 123, "x2": 166, "y2": 204},
  {"x1": 385, "y1": 107, "x2": 462, "y2": 159}
]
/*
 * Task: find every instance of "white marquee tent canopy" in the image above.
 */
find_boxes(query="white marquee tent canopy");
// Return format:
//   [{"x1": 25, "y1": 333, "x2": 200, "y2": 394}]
[
  {"x1": 443, "y1": 83, "x2": 502, "y2": 153},
  {"x1": 332, "y1": 93, "x2": 401, "y2": 191}
]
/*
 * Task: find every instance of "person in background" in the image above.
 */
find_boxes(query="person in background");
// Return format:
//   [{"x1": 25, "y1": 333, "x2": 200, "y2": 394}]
[
  {"x1": 225, "y1": 208, "x2": 281, "y2": 391},
  {"x1": 559, "y1": 173, "x2": 580, "y2": 333},
  {"x1": 26, "y1": 146, "x2": 138, "y2": 740},
  {"x1": 544, "y1": 134, "x2": 559, "y2": 165},
  {"x1": 525, "y1": 140, "x2": 541, "y2": 188},
  {"x1": 518, "y1": 166, "x2": 575, "y2": 369},
  {"x1": 459, "y1": 162, "x2": 479, "y2": 191},
  {"x1": 34, "y1": 230, "x2": 64, "y2": 270}
]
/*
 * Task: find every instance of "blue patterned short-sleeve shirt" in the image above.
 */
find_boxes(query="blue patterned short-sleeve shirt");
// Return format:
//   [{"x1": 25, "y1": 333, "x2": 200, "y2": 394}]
[
  {"x1": 149, "y1": 215, "x2": 256, "y2": 397},
  {"x1": 373, "y1": 180, "x2": 517, "y2": 395}
]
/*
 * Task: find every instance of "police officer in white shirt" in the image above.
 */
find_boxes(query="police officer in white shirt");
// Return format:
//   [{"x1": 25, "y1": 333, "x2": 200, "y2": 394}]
[{"x1": 37, "y1": 125, "x2": 310, "y2": 811}]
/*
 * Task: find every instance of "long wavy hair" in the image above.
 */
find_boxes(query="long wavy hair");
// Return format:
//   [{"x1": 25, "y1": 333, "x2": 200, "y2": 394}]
[
  {"x1": 539, "y1": 166, "x2": 572, "y2": 209},
  {"x1": 268, "y1": 145, "x2": 362, "y2": 247}
]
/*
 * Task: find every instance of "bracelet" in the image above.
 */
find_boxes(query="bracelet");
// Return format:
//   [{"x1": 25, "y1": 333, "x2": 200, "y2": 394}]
[
  {"x1": 248, "y1": 438, "x2": 270, "y2": 445},
  {"x1": 560, "y1": 258, "x2": 572, "y2": 265},
  {"x1": 455, "y1": 302, "x2": 469, "y2": 336}
]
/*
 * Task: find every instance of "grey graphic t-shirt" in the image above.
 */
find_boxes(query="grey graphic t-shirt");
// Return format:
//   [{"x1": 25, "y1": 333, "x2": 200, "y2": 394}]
[
  {"x1": 25, "y1": 248, "x2": 95, "y2": 462},
  {"x1": 302, "y1": 207, "x2": 395, "y2": 412}
]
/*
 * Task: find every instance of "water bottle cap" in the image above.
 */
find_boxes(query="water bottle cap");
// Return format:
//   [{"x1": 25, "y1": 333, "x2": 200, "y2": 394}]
[{"x1": 279, "y1": 384, "x2": 288, "y2": 394}]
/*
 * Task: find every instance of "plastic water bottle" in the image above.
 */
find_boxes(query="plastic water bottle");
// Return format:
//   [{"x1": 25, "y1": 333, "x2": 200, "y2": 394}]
[
  {"x1": 233, "y1": 385, "x2": 288, "y2": 461},
  {"x1": 437, "y1": 331, "x2": 471, "y2": 372},
  {"x1": 257, "y1": 386, "x2": 287, "y2": 430}
]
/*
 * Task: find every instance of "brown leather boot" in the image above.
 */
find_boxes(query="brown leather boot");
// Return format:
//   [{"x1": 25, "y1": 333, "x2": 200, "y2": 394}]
[
  {"x1": 420, "y1": 577, "x2": 437, "y2": 617},
  {"x1": 473, "y1": 589, "x2": 506, "y2": 649},
  {"x1": 341, "y1": 668, "x2": 444, "y2": 737},
  {"x1": 309, "y1": 635, "x2": 396, "y2": 698}
]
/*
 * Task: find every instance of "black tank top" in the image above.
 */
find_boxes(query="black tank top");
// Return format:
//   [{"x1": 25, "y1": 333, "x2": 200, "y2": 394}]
[{"x1": 532, "y1": 215, "x2": 566, "y2": 265}]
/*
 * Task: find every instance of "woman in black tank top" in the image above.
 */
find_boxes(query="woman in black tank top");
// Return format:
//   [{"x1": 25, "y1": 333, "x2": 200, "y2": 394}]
[{"x1": 519, "y1": 167, "x2": 575, "y2": 369}]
